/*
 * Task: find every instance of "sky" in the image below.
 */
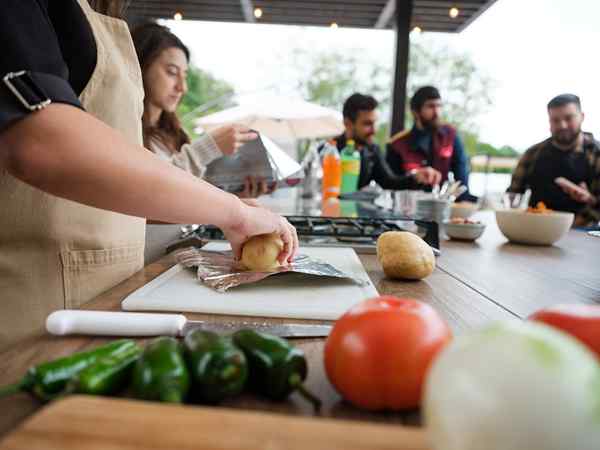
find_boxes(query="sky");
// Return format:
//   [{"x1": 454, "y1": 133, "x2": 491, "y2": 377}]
[{"x1": 167, "y1": 0, "x2": 600, "y2": 151}]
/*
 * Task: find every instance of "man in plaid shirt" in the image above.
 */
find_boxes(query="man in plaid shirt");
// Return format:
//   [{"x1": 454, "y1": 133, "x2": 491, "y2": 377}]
[{"x1": 508, "y1": 94, "x2": 600, "y2": 227}]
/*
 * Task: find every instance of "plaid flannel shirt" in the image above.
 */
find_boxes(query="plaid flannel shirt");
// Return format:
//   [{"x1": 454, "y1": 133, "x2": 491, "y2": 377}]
[{"x1": 509, "y1": 132, "x2": 600, "y2": 224}]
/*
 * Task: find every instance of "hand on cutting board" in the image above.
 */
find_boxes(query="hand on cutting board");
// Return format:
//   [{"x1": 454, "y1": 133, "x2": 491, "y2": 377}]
[
  {"x1": 222, "y1": 200, "x2": 298, "y2": 264},
  {"x1": 208, "y1": 124, "x2": 258, "y2": 155},
  {"x1": 555, "y1": 177, "x2": 596, "y2": 205}
]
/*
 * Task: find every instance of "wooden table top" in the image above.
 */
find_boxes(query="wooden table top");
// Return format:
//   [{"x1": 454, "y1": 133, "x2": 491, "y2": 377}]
[{"x1": 1, "y1": 211, "x2": 598, "y2": 437}]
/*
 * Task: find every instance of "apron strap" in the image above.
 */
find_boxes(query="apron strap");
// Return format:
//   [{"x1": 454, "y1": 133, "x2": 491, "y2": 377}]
[{"x1": 3, "y1": 70, "x2": 81, "y2": 112}]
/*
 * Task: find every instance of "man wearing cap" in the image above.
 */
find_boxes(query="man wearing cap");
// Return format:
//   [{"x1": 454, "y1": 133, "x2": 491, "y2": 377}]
[{"x1": 386, "y1": 86, "x2": 475, "y2": 201}]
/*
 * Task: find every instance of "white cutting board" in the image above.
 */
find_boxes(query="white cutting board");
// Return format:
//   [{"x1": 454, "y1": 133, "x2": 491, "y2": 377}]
[{"x1": 122, "y1": 244, "x2": 378, "y2": 320}]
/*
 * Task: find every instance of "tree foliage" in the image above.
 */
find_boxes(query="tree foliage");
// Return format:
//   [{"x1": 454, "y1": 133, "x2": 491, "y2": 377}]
[
  {"x1": 407, "y1": 39, "x2": 495, "y2": 134},
  {"x1": 177, "y1": 37, "x2": 513, "y2": 164},
  {"x1": 292, "y1": 38, "x2": 498, "y2": 151},
  {"x1": 177, "y1": 65, "x2": 235, "y2": 138}
]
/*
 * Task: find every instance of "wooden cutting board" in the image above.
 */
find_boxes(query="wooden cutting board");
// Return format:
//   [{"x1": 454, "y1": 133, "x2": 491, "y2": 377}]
[
  {"x1": 122, "y1": 244, "x2": 379, "y2": 320},
  {"x1": 0, "y1": 396, "x2": 428, "y2": 450}
]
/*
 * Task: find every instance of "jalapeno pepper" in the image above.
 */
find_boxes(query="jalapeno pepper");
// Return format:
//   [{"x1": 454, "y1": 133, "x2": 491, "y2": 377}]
[
  {"x1": 183, "y1": 329, "x2": 247, "y2": 403},
  {"x1": 67, "y1": 343, "x2": 142, "y2": 396},
  {"x1": 232, "y1": 329, "x2": 321, "y2": 410},
  {"x1": 0, "y1": 339, "x2": 136, "y2": 401},
  {"x1": 131, "y1": 336, "x2": 190, "y2": 403}
]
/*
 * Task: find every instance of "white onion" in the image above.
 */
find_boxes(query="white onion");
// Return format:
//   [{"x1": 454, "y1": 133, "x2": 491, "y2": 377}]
[{"x1": 424, "y1": 320, "x2": 600, "y2": 450}]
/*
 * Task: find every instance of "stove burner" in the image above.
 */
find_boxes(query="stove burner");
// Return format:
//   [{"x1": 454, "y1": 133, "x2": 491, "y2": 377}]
[{"x1": 190, "y1": 215, "x2": 439, "y2": 251}]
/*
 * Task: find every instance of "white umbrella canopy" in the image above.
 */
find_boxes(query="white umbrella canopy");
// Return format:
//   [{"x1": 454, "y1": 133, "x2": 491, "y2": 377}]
[{"x1": 195, "y1": 94, "x2": 344, "y2": 141}]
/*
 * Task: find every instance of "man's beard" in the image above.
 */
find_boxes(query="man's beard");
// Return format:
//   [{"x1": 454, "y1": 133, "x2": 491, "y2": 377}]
[
  {"x1": 420, "y1": 115, "x2": 441, "y2": 131},
  {"x1": 353, "y1": 134, "x2": 373, "y2": 147},
  {"x1": 553, "y1": 127, "x2": 581, "y2": 147}
]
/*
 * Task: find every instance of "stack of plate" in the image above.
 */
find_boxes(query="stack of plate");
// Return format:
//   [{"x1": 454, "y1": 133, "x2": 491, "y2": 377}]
[{"x1": 416, "y1": 198, "x2": 451, "y2": 225}]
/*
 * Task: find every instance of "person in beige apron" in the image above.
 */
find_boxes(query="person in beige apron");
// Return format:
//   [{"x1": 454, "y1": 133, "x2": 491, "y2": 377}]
[{"x1": 0, "y1": 0, "x2": 298, "y2": 351}]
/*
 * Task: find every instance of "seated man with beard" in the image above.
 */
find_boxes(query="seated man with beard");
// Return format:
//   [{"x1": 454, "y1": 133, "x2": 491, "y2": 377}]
[
  {"x1": 329, "y1": 93, "x2": 441, "y2": 191},
  {"x1": 508, "y1": 94, "x2": 600, "y2": 227},
  {"x1": 386, "y1": 86, "x2": 475, "y2": 202}
]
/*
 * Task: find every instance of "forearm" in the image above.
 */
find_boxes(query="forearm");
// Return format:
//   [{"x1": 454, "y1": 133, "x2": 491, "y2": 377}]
[
  {"x1": 451, "y1": 136, "x2": 469, "y2": 186},
  {"x1": 378, "y1": 172, "x2": 418, "y2": 190},
  {"x1": 374, "y1": 149, "x2": 418, "y2": 190},
  {"x1": 579, "y1": 192, "x2": 600, "y2": 225},
  {"x1": 1, "y1": 104, "x2": 242, "y2": 228},
  {"x1": 173, "y1": 133, "x2": 222, "y2": 178},
  {"x1": 507, "y1": 166, "x2": 528, "y2": 193}
]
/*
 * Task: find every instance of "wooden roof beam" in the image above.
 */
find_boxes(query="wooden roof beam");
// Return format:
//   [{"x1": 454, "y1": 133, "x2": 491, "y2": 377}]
[
  {"x1": 240, "y1": 0, "x2": 256, "y2": 23},
  {"x1": 375, "y1": 0, "x2": 395, "y2": 29}
]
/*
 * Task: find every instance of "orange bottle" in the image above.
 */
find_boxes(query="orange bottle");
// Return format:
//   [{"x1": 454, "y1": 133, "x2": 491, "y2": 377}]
[{"x1": 321, "y1": 140, "x2": 342, "y2": 199}]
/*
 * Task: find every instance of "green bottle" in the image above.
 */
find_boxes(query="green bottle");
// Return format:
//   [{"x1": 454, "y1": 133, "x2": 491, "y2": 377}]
[{"x1": 340, "y1": 139, "x2": 360, "y2": 194}]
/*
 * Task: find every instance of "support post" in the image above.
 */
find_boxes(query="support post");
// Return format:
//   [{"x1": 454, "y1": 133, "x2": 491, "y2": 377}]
[{"x1": 390, "y1": 0, "x2": 413, "y2": 135}]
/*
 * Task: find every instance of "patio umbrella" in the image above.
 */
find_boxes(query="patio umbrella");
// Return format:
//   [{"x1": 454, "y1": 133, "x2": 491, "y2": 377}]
[{"x1": 195, "y1": 94, "x2": 344, "y2": 141}]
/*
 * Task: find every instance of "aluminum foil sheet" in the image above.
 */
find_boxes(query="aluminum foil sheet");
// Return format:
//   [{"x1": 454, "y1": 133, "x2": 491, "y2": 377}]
[{"x1": 174, "y1": 247, "x2": 368, "y2": 292}]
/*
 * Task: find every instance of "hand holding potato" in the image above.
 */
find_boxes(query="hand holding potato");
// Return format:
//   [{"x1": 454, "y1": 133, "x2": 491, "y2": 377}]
[{"x1": 241, "y1": 233, "x2": 285, "y2": 271}]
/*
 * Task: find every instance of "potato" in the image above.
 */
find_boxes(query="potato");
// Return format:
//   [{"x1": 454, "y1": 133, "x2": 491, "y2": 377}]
[
  {"x1": 241, "y1": 233, "x2": 284, "y2": 271},
  {"x1": 376, "y1": 231, "x2": 435, "y2": 280}
]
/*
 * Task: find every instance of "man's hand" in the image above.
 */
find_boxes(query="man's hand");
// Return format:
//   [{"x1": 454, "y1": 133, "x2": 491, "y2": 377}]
[
  {"x1": 412, "y1": 167, "x2": 442, "y2": 186},
  {"x1": 209, "y1": 124, "x2": 258, "y2": 155},
  {"x1": 556, "y1": 178, "x2": 596, "y2": 205},
  {"x1": 573, "y1": 214, "x2": 593, "y2": 228}
]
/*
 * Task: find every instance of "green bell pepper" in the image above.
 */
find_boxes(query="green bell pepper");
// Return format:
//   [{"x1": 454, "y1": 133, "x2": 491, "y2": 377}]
[{"x1": 183, "y1": 329, "x2": 247, "y2": 403}]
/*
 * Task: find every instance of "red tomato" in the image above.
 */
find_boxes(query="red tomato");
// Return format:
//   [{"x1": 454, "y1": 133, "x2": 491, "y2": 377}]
[
  {"x1": 324, "y1": 296, "x2": 452, "y2": 411},
  {"x1": 529, "y1": 304, "x2": 600, "y2": 359}
]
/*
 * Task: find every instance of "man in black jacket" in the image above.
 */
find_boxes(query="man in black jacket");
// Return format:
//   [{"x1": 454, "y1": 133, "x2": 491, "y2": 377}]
[{"x1": 334, "y1": 93, "x2": 441, "y2": 190}]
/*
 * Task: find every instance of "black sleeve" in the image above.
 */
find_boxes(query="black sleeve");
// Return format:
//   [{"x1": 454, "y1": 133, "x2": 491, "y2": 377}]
[
  {"x1": 0, "y1": 0, "x2": 83, "y2": 133},
  {"x1": 385, "y1": 143, "x2": 406, "y2": 176},
  {"x1": 371, "y1": 147, "x2": 418, "y2": 190}
]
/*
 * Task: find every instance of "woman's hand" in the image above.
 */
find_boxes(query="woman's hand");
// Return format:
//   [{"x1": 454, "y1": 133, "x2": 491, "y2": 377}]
[
  {"x1": 238, "y1": 176, "x2": 278, "y2": 198},
  {"x1": 221, "y1": 199, "x2": 298, "y2": 265},
  {"x1": 209, "y1": 124, "x2": 258, "y2": 155}
]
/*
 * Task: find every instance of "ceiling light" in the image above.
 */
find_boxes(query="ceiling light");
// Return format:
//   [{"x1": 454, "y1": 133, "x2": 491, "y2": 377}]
[
  {"x1": 449, "y1": 7, "x2": 459, "y2": 18},
  {"x1": 412, "y1": 26, "x2": 422, "y2": 34},
  {"x1": 330, "y1": 22, "x2": 339, "y2": 29},
  {"x1": 173, "y1": 12, "x2": 183, "y2": 20},
  {"x1": 254, "y1": 7, "x2": 263, "y2": 19}
]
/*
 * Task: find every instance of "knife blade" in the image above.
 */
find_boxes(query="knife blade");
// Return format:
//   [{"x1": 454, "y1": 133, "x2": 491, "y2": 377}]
[{"x1": 46, "y1": 310, "x2": 332, "y2": 338}]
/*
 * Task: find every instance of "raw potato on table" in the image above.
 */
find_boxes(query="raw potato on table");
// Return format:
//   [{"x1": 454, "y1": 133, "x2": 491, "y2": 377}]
[{"x1": 376, "y1": 231, "x2": 435, "y2": 280}]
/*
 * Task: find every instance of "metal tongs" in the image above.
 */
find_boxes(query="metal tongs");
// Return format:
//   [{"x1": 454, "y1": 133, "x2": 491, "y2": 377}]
[
  {"x1": 502, "y1": 189, "x2": 532, "y2": 210},
  {"x1": 434, "y1": 179, "x2": 466, "y2": 202}
]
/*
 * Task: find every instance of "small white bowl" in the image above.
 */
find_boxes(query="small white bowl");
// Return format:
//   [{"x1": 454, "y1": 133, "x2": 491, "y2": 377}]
[
  {"x1": 444, "y1": 221, "x2": 486, "y2": 241},
  {"x1": 450, "y1": 202, "x2": 478, "y2": 219},
  {"x1": 495, "y1": 209, "x2": 574, "y2": 245}
]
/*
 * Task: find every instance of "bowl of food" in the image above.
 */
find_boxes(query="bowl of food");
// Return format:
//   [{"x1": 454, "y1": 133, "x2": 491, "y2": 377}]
[
  {"x1": 443, "y1": 218, "x2": 486, "y2": 241},
  {"x1": 495, "y1": 202, "x2": 574, "y2": 245},
  {"x1": 450, "y1": 201, "x2": 479, "y2": 219}
]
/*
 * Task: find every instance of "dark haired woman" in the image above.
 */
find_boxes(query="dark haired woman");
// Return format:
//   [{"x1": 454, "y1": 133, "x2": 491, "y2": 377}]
[
  {"x1": 131, "y1": 23, "x2": 269, "y2": 198},
  {"x1": 0, "y1": 0, "x2": 297, "y2": 350}
]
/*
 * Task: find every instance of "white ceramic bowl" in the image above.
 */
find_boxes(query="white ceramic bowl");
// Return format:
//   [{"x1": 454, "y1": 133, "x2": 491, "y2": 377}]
[
  {"x1": 450, "y1": 202, "x2": 478, "y2": 219},
  {"x1": 495, "y1": 209, "x2": 574, "y2": 245},
  {"x1": 444, "y1": 221, "x2": 486, "y2": 241}
]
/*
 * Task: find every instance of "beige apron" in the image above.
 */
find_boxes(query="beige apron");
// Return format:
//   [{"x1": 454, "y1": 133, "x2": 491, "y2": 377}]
[{"x1": 0, "y1": 1, "x2": 145, "y2": 350}]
